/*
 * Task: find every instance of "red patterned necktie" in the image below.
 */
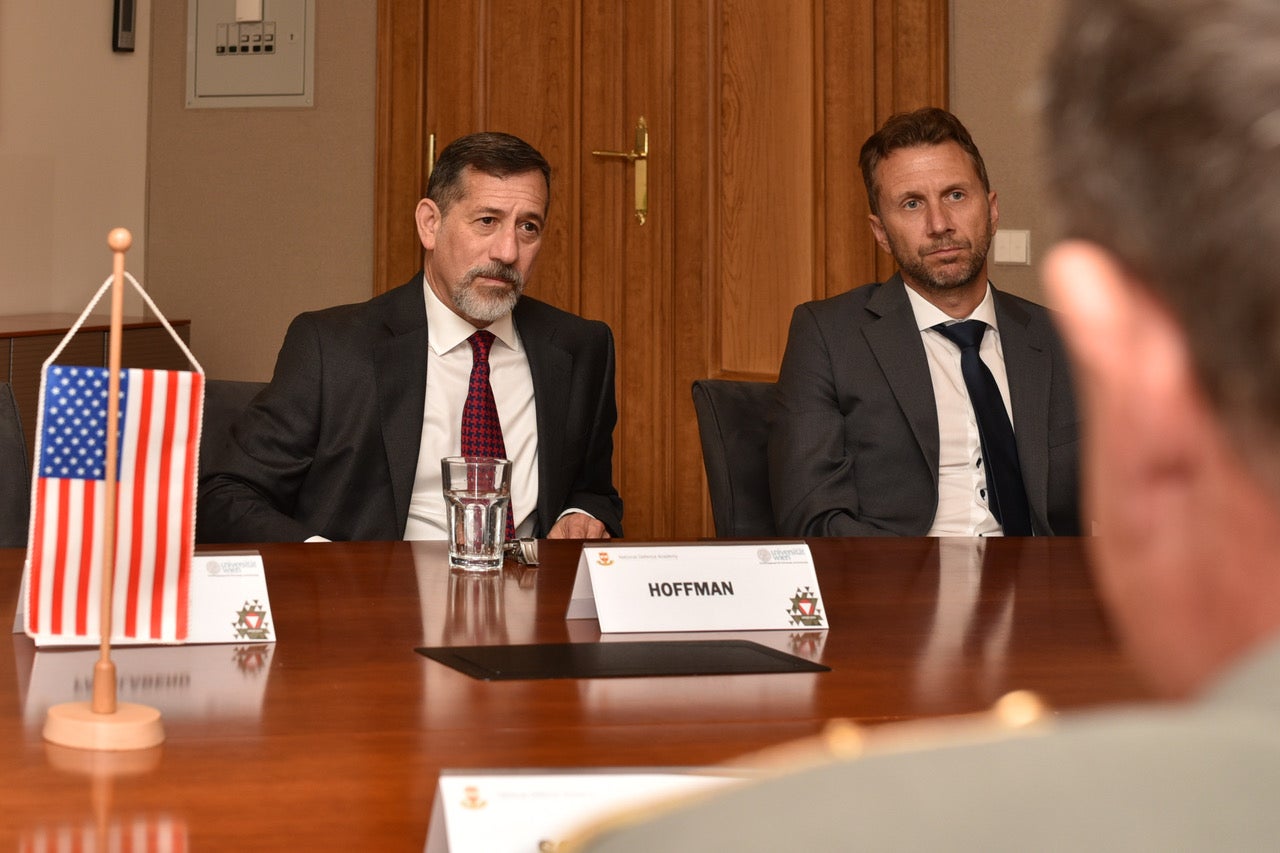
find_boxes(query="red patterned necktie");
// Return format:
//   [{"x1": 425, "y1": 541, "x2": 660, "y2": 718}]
[{"x1": 461, "y1": 330, "x2": 516, "y2": 539}]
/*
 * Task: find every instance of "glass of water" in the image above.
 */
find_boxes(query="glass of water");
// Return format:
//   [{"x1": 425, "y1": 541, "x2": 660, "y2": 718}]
[{"x1": 441, "y1": 456, "x2": 512, "y2": 572}]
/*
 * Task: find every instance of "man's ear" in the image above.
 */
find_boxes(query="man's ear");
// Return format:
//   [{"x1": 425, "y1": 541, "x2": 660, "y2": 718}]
[
  {"x1": 415, "y1": 198, "x2": 442, "y2": 252},
  {"x1": 1045, "y1": 240, "x2": 1197, "y2": 415},
  {"x1": 1043, "y1": 241, "x2": 1140, "y2": 386},
  {"x1": 868, "y1": 213, "x2": 891, "y2": 254},
  {"x1": 1043, "y1": 240, "x2": 1208, "y2": 537}
]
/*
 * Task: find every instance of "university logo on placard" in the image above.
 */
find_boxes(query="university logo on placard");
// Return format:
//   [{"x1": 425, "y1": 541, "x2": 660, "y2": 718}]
[
  {"x1": 595, "y1": 552, "x2": 615, "y2": 566},
  {"x1": 787, "y1": 586, "x2": 824, "y2": 627},
  {"x1": 233, "y1": 600, "x2": 270, "y2": 640}
]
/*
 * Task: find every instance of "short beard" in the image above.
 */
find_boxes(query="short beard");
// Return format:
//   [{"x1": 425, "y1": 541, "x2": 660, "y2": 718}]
[
  {"x1": 890, "y1": 227, "x2": 993, "y2": 294},
  {"x1": 451, "y1": 262, "x2": 525, "y2": 324}
]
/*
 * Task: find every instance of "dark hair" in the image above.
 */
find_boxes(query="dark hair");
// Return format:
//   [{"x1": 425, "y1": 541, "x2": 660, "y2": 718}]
[
  {"x1": 426, "y1": 132, "x2": 552, "y2": 214},
  {"x1": 1044, "y1": 0, "x2": 1280, "y2": 457},
  {"x1": 858, "y1": 108, "x2": 991, "y2": 216}
]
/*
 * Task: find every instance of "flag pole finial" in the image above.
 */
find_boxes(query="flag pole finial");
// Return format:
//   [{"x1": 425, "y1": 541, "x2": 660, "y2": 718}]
[{"x1": 107, "y1": 227, "x2": 132, "y2": 253}]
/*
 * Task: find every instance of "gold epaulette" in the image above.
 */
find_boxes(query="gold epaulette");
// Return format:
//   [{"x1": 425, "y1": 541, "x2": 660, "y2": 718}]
[{"x1": 560, "y1": 690, "x2": 1052, "y2": 851}]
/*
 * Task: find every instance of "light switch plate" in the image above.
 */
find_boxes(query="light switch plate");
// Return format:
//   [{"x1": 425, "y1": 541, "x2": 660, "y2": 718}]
[
  {"x1": 186, "y1": 0, "x2": 314, "y2": 109},
  {"x1": 992, "y1": 229, "x2": 1031, "y2": 265}
]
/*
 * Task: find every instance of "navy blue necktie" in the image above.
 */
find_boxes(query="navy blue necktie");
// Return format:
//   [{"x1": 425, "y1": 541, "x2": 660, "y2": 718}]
[{"x1": 934, "y1": 321, "x2": 1033, "y2": 535}]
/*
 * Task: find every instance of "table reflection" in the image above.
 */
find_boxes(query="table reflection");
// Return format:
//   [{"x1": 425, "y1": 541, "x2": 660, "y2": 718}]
[
  {"x1": 22, "y1": 643, "x2": 276, "y2": 728},
  {"x1": 22, "y1": 745, "x2": 187, "y2": 852},
  {"x1": 912, "y1": 538, "x2": 1018, "y2": 711},
  {"x1": 411, "y1": 540, "x2": 543, "y2": 647}
]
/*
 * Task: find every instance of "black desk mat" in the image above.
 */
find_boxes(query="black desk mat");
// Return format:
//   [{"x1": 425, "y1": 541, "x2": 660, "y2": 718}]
[{"x1": 416, "y1": 639, "x2": 829, "y2": 681}]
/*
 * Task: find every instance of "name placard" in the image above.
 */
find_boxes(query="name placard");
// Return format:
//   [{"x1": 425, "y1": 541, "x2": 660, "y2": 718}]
[
  {"x1": 566, "y1": 542, "x2": 828, "y2": 633},
  {"x1": 15, "y1": 551, "x2": 276, "y2": 647},
  {"x1": 425, "y1": 769, "x2": 742, "y2": 853}
]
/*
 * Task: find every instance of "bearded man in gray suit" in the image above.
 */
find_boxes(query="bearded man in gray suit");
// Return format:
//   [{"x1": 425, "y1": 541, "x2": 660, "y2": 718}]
[{"x1": 770, "y1": 108, "x2": 1080, "y2": 537}]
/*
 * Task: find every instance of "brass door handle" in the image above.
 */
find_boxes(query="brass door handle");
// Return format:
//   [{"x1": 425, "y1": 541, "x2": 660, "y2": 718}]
[{"x1": 592, "y1": 116, "x2": 649, "y2": 224}]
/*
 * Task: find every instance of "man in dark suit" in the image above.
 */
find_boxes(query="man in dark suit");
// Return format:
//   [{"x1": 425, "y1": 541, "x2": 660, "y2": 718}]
[
  {"x1": 198, "y1": 132, "x2": 622, "y2": 543},
  {"x1": 769, "y1": 108, "x2": 1079, "y2": 537},
  {"x1": 573, "y1": 1, "x2": 1280, "y2": 848}
]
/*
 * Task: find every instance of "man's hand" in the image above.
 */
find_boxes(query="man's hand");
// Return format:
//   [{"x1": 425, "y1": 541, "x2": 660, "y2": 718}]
[{"x1": 547, "y1": 512, "x2": 610, "y2": 539}]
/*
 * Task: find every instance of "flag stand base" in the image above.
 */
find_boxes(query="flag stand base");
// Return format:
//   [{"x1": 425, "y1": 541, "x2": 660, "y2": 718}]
[{"x1": 43, "y1": 701, "x2": 165, "y2": 751}]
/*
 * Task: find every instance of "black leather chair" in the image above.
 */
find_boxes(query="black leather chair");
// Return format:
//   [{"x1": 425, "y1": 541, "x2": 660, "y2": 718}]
[
  {"x1": 690, "y1": 379, "x2": 778, "y2": 537},
  {"x1": 199, "y1": 379, "x2": 267, "y2": 482},
  {"x1": 0, "y1": 381, "x2": 31, "y2": 548}
]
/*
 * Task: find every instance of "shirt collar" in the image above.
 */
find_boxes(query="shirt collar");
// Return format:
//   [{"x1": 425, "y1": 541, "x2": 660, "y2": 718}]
[
  {"x1": 905, "y1": 281, "x2": 1000, "y2": 333},
  {"x1": 423, "y1": 277, "x2": 522, "y2": 356}
]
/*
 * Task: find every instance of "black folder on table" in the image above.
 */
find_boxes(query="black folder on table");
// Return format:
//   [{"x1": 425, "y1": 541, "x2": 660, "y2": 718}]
[{"x1": 417, "y1": 639, "x2": 829, "y2": 681}]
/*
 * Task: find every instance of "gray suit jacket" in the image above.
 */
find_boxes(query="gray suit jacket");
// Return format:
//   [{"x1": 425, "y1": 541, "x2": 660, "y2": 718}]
[
  {"x1": 197, "y1": 274, "x2": 622, "y2": 542},
  {"x1": 579, "y1": 637, "x2": 1280, "y2": 852},
  {"x1": 769, "y1": 275, "x2": 1080, "y2": 536}
]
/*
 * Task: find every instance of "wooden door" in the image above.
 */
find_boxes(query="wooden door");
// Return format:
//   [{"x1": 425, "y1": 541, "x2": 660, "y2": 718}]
[{"x1": 375, "y1": 0, "x2": 947, "y2": 540}]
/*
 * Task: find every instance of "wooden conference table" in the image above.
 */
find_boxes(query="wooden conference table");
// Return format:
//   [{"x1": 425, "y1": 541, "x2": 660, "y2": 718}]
[{"x1": 0, "y1": 537, "x2": 1149, "y2": 849}]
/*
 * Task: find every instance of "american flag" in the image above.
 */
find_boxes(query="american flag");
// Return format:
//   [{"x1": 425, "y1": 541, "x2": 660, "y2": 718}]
[{"x1": 25, "y1": 365, "x2": 203, "y2": 643}]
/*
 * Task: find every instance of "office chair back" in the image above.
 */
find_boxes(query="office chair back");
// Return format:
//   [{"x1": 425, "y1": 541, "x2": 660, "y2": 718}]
[
  {"x1": 200, "y1": 379, "x2": 268, "y2": 480},
  {"x1": 691, "y1": 379, "x2": 778, "y2": 538},
  {"x1": 0, "y1": 382, "x2": 31, "y2": 548}
]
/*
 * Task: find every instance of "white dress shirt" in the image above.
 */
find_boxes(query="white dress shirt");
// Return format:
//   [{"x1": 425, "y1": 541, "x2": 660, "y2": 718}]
[
  {"x1": 403, "y1": 283, "x2": 540, "y2": 540},
  {"x1": 904, "y1": 283, "x2": 1014, "y2": 536}
]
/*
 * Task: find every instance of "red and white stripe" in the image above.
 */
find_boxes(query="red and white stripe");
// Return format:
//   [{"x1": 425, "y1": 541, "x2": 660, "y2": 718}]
[{"x1": 26, "y1": 369, "x2": 203, "y2": 643}]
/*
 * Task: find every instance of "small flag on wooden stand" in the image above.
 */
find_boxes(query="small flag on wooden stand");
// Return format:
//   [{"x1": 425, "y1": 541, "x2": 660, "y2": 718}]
[{"x1": 28, "y1": 228, "x2": 204, "y2": 751}]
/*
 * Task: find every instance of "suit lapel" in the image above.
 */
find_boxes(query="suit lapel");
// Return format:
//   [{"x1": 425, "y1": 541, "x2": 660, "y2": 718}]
[
  {"x1": 372, "y1": 276, "x2": 430, "y2": 531},
  {"x1": 863, "y1": 275, "x2": 940, "y2": 476},
  {"x1": 994, "y1": 289, "x2": 1052, "y2": 529},
  {"x1": 516, "y1": 302, "x2": 572, "y2": 533}
]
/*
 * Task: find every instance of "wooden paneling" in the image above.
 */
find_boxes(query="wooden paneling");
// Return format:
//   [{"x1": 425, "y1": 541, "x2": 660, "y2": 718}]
[
  {"x1": 580, "y1": 3, "x2": 674, "y2": 538},
  {"x1": 373, "y1": 0, "x2": 948, "y2": 538},
  {"x1": 716, "y1": 0, "x2": 818, "y2": 378},
  {"x1": 374, "y1": 0, "x2": 426, "y2": 293},
  {"x1": 821, "y1": 1, "x2": 881, "y2": 299},
  {"x1": 670, "y1": 1, "x2": 718, "y2": 537}
]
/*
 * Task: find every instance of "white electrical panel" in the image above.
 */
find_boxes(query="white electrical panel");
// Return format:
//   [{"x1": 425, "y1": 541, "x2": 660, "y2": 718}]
[{"x1": 186, "y1": 0, "x2": 315, "y2": 108}]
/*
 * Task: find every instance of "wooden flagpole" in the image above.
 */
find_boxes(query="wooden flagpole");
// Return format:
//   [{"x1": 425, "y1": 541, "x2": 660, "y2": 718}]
[
  {"x1": 92, "y1": 227, "x2": 127, "y2": 715},
  {"x1": 44, "y1": 229, "x2": 165, "y2": 751}
]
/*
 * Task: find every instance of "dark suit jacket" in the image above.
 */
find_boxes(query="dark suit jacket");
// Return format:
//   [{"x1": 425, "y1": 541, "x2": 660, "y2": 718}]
[
  {"x1": 769, "y1": 275, "x2": 1080, "y2": 536},
  {"x1": 197, "y1": 275, "x2": 623, "y2": 542}
]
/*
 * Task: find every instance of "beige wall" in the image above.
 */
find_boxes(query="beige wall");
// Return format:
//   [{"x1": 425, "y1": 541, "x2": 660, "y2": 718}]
[
  {"x1": 4, "y1": 2, "x2": 1060, "y2": 381},
  {"x1": 0, "y1": 0, "x2": 152, "y2": 316},
  {"x1": 951, "y1": 0, "x2": 1063, "y2": 304},
  {"x1": 145, "y1": 3, "x2": 376, "y2": 381}
]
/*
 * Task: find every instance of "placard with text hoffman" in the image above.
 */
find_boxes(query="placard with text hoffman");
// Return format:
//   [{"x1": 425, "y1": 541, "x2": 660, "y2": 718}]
[{"x1": 566, "y1": 542, "x2": 828, "y2": 633}]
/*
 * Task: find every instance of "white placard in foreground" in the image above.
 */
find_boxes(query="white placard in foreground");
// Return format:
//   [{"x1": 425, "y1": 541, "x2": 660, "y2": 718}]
[
  {"x1": 566, "y1": 542, "x2": 828, "y2": 633},
  {"x1": 15, "y1": 552, "x2": 276, "y2": 647},
  {"x1": 425, "y1": 770, "x2": 742, "y2": 853}
]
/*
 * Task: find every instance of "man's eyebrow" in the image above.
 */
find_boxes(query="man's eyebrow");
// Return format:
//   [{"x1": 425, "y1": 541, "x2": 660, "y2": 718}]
[
  {"x1": 889, "y1": 181, "x2": 972, "y2": 203},
  {"x1": 473, "y1": 205, "x2": 546, "y2": 227}
]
